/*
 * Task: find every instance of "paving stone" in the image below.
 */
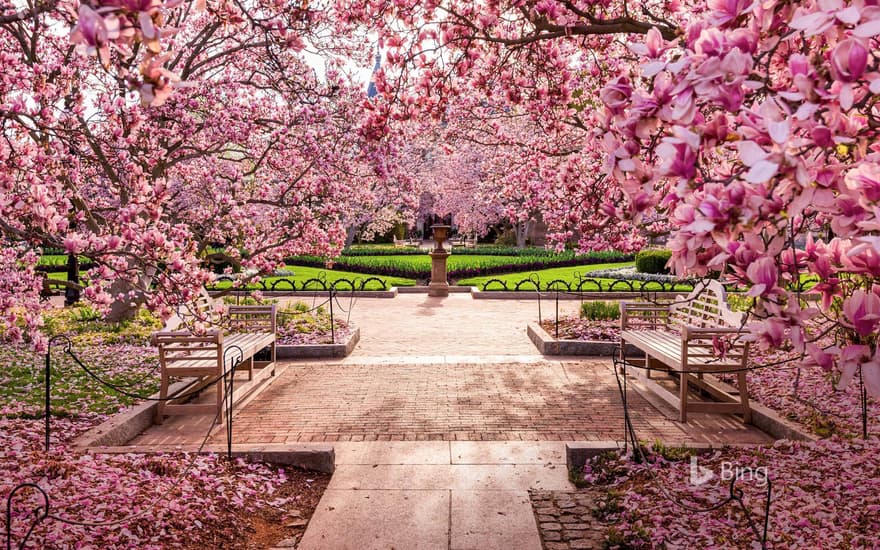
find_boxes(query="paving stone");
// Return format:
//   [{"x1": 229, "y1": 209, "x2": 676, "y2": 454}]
[
  {"x1": 571, "y1": 540, "x2": 598, "y2": 549},
  {"x1": 329, "y1": 464, "x2": 571, "y2": 491},
  {"x1": 297, "y1": 489, "x2": 448, "y2": 550},
  {"x1": 540, "y1": 522, "x2": 562, "y2": 531},
  {"x1": 451, "y1": 490, "x2": 541, "y2": 550},
  {"x1": 543, "y1": 531, "x2": 563, "y2": 541},
  {"x1": 559, "y1": 515, "x2": 579, "y2": 523}
]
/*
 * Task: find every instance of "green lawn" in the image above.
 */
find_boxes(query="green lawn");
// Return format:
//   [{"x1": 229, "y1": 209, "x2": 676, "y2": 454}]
[
  {"x1": 209, "y1": 265, "x2": 416, "y2": 290},
  {"x1": 456, "y1": 262, "x2": 693, "y2": 292}
]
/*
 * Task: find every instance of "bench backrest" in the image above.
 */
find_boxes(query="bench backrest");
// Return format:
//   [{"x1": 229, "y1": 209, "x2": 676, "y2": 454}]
[
  {"x1": 669, "y1": 280, "x2": 743, "y2": 329},
  {"x1": 173, "y1": 288, "x2": 220, "y2": 327},
  {"x1": 228, "y1": 305, "x2": 276, "y2": 333}
]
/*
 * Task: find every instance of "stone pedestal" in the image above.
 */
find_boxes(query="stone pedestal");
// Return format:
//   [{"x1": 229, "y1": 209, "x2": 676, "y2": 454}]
[{"x1": 428, "y1": 250, "x2": 450, "y2": 297}]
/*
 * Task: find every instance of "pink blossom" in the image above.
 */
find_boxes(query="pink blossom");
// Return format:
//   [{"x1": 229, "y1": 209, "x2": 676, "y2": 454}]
[
  {"x1": 842, "y1": 290, "x2": 880, "y2": 337},
  {"x1": 830, "y1": 39, "x2": 869, "y2": 82},
  {"x1": 745, "y1": 256, "x2": 777, "y2": 296}
]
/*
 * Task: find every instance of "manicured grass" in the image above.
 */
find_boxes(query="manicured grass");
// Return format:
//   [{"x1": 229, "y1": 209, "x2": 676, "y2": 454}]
[
  {"x1": 456, "y1": 262, "x2": 693, "y2": 292},
  {"x1": 456, "y1": 262, "x2": 629, "y2": 286},
  {"x1": 209, "y1": 265, "x2": 416, "y2": 290}
]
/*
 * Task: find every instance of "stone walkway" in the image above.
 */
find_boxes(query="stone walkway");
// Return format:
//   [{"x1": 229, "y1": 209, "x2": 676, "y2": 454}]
[
  {"x1": 126, "y1": 293, "x2": 774, "y2": 549},
  {"x1": 296, "y1": 441, "x2": 568, "y2": 550}
]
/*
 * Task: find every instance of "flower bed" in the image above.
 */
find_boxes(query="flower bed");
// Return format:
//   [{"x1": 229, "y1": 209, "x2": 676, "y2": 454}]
[
  {"x1": 276, "y1": 301, "x2": 353, "y2": 345},
  {"x1": 539, "y1": 317, "x2": 620, "y2": 342},
  {"x1": 1, "y1": 413, "x2": 329, "y2": 549},
  {"x1": 578, "y1": 438, "x2": 879, "y2": 548},
  {"x1": 719, "y1": 349, "x2": 880, "y2": 439}
]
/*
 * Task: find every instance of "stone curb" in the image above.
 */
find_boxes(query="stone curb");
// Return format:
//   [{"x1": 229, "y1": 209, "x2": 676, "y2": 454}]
[
  {"x1": 396, "y1": 285, "x2": 473, "y2": 294},
  {"x1": 276, "y1": 327, "x2": 360, "y2": 359},
  {"x1": 214, "y1": 289, "x2": 397, "y2": 298},
  {"x1": 83, "y1": 444, "x2": 335, "y2": 473},
  {"x1": 527, "y1": 322, "x2": 641, "y2": 357},
  {"x1": 73, "y1": 378, "x2": 199, "y2": 449}
]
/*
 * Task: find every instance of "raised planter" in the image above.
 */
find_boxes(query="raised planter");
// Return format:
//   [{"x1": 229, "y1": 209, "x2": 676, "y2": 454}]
[
  {"x1": 276, "y1": 326, "x2": 360, "y2": 359},
  {"x1": 527, "y1": 322, "x2": 640, "y2": 356}
]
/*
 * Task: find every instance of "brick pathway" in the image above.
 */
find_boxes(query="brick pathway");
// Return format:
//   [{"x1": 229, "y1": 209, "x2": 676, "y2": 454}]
[
  {"x1": 130, "y1": 293, "x2": 772, "y2": 446},
  {"x1": 132, "y1": 358, "x2": 770, "y2": 446}
]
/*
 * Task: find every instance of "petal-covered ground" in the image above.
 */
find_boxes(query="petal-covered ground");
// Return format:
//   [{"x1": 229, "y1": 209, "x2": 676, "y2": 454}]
[
  {"x1": 539, "y1": 317, "x2": 620, "y2": 342},
  {"x1": 1, "y1": 311, "x2": 330, "y2": 548},
  {"x1": 1, "y1": 415, "x2": 329, "y2": 549},
  {"x1": 583, "y1": 438, "x2": 880, "y2": 549}
]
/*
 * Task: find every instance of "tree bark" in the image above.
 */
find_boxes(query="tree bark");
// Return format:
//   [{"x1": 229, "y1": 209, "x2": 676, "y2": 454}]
[
  {"x1": 515, "y1": 220, "x2": 532, "y2": 248},
  {"x1": 344, "y1": 225, "x2": 358, "y2": 248},
  {"x1": 64, "y1": 253, "x2": 80, "y2": 306},
  {"x1": 104, "y1": 266, "x2": 156, "y2": 322}
]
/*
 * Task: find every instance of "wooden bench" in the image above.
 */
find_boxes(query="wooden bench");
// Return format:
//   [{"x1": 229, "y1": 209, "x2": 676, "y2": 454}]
[
  {"x1": 619, "y1": 280, "x2": 751, "y2": 423},
  {"x1": 150, "y1": 291, "x2": 276, "y2": 424}
]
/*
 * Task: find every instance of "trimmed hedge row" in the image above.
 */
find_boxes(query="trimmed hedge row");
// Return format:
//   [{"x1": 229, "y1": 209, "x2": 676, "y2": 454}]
[
  {"x1": 286, "y1": 251, "x2": 634, "y2": 281},
  {"x1": 635, "y1": 249, "x2": 672, "y2": 274}
]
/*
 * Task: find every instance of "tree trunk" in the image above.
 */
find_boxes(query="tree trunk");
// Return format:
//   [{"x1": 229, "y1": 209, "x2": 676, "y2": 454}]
[
  {"x1": 344, "y1": 225, "x2": 358, "y2": 248},
  {"x1": 104, "y1": 266, "x2": 156, "y2": 323},
  {"x1": 64, "y1": 253, "x2": 80, "y2": 306},
  {"x1": 515, "y1": 221, "x2": 532, "y2": 248}
]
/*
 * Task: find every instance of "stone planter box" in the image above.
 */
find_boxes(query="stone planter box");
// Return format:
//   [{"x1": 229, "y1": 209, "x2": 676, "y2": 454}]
[
  {"x1": 527, "y1": 322, "x2": 640, "y2": 357},
  {"x1": 276, "y1": 327, "x2": 360, "y2": 359}
]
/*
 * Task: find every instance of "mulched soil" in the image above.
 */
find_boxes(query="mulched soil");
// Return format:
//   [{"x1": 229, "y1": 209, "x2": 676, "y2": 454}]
[{"x1": 208, "y1": 467, "x2": 331, "y2": 550}]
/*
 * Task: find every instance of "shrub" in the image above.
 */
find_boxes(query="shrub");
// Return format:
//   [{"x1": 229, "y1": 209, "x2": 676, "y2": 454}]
[
  {"x1": 635, "y1": 249, "x2": 672, "y2": 274},
  {"x1": 494, "y1": 228, "x2": 516, "y2": 246},
  {"x1": 580, "y1": 301, "x2": 620, "y2": 321}
]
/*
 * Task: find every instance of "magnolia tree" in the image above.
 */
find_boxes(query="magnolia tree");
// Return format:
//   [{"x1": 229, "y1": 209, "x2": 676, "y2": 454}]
[
  {"x1": 423, "y1": 92, "x2": 645, "y2": 249},
  {"x1": 336, "y1": 123, "x2": 423, "y2": 246},
  {"x1": 0, "y1": 1, "x2": 388, "y2": 346},
  {"x1": 421, "y1": 141, "x2": 505, "y2": 239},
  {"x1": 332, "y1": 0, "x2": 880, "y2": 397}
]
